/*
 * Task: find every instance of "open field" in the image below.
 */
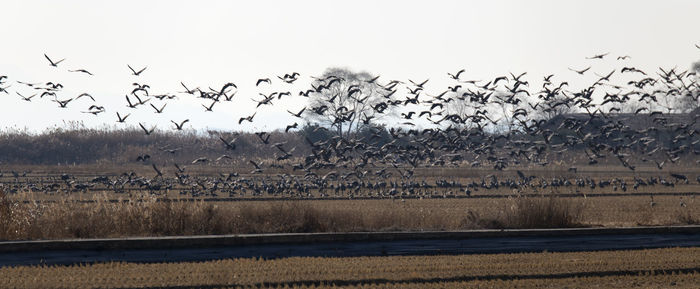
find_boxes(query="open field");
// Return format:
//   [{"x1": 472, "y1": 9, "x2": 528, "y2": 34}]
[{"x1": 2, "y1": 247, "x2": 698, "y2": 288}]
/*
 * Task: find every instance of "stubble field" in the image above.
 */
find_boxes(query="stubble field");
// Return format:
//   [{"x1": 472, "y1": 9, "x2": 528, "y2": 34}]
[{"x1": 2, "y1": 247, "x2": 698, "y2": 288}]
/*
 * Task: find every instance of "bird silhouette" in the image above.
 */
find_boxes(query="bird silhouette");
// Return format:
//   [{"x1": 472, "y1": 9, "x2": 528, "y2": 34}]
[
  {"x1": 127, "y1": 65, "x2": 147, "y2": 76},
  {"x1": 75, "y1": 93, "x2": 95, "y2": 102},
  {"x1": 16, "y1": 92, "x2": 36, "y2": 101},
  {"x1": 256, "y1": 78, "x2": 271, "y2": 86},
  {"x1": 138, "y1": 123, "x2": 156, "y2": 135},
  {"x1": 448, "y1": 69, "x2": 465, "y2": 80},
  {"x1": 52, "y1": 98, "x2": 73, "y2": 108},
  {"x1": 150, "y1": 103, "x2": 167, "y2": 113},
  {"x1": 409, "y1": 79, "x2": 429, "y2": 87},
  {"x1": 288, "y1": 107, "x2": 306, "y2": 118},
  {"x1": 249, "y1": 160, "x2": 263, "y2": 173},
  {"x1": 69, "y1": 69, "x2": 93, "y2": 76},
  {"x1": 285, "y1": 122, "x2": 298, "y2": 132},
  {"x1": 568, "y1": 66, "x2": 591, "y2": 75},
  {"x1": 152, "y1": 164, "x2": 163, "y2": 177},
  {"x1": 202, "y1": 101, "x2": 216, "y2": 112},
  {"x1": 116, "y1": 112, "x2": 130, "y2": 123},
  {"x1": 219, "y1": 135, "x2": 237, "y2": 150},
  {"x1": 44, "y1": 54, "x2": 65, "y2": 67},
  {"x1": 192, "y1": 157, "x2": 209, "y2": 164},
  {"x1": 239, "y1": 112, "x2": 256, "y2": 124},
  {"x1": 171, "y1": 119, "x2": 189, "y2": 130},
  {"x1": 586, "y1": 52, "x2": 609, "y2": 59}
]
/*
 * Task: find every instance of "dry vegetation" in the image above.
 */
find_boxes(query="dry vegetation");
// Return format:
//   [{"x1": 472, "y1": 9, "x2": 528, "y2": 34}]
[
  {"x1": 1, "y1": 247, "x2": 698, "y2": 288},
  {"x1": 1, "y1": 188, "x2": 697, "y2": 240}
]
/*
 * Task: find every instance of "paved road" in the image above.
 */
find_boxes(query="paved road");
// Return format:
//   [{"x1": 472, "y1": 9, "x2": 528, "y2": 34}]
[{"x1": 1, "y1": 226, "x2": 699, "y2": 266}]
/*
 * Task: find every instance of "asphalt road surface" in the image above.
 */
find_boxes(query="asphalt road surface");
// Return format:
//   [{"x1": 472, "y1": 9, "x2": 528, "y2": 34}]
[{"x1": 1, "y1": 227, "x2": 699, "y2": 266}]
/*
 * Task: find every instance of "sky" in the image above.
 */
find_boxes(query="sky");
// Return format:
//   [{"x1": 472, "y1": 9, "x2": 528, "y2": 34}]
[{"x1": 0, "y1": 0, "x2": 698, "y2": 133}]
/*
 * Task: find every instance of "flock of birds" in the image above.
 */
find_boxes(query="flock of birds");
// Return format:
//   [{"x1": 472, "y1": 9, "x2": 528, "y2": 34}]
[{"x1": 0, "y1": 47, "x2": 699, "y2": 201}]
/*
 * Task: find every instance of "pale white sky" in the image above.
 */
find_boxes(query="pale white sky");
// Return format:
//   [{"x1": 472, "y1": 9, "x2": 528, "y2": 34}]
[{"x1": 0, "y1": 0, "x2": 698, "y2": 132}]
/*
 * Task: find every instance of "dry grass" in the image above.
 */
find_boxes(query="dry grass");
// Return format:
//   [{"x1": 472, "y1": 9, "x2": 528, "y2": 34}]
[
  {"x1": 1, "y1": 189, "x2": 698, "y2": 240},
  {"x1": 500, "y1": 195, "x2": 584, "y2": 228},
  {"x1": 1, "y1": 247, "x2": 698, "y2": 288}
]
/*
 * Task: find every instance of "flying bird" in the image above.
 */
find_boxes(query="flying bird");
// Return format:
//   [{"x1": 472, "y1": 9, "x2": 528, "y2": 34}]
[
  {"x1": 82, "y1": 105, "x2": 105, "y2": 115},
  {"x1": 568, "y1": 66, "x2": 591, "y2": 75},
  {"x1": 278, "y1": 73, "x2": 300, "y2": 83},
  {"x1": 447, "y1": 69, "x2": 465, "y2": 80},
  {"x1": 586, "y1": 52, "x2": 609, "y2": 59},
  {"x1": 16, "y1": 80, "x2": 40, "y2": 87},
  {"x1": 180, "y1": 82, "x2": 197, "y2": 94},
  {"x1": 249, "y1": 160, "x2": 263, "y2": 173},
  {"x1": 75, "y1": 93, "x2": 95, "y2": 101},
  {"x1": 219, "y1": 82, "x2": 237, "y2": 96},
  {"x1": 16, "y1": 92, "x2": 36, "y2": 101},
  {"x1": 171, "y1": 119, "x2": 189, "y2": 130},
  {"x1": 202, "y1": 101, "x2": 216, "y2": 112},
  {"x1": 409, "y1": 79, "x2": 429, "y2": 87},
  {"x1": 239, "y1": 112, "x2": 256, "y2": 124},
  {"x1": 44, "y1": 54, "x2": 65, "y2": 67},
  {"x1": 0, "y1": 84, "x2": 10, "y2": 94},
  {"x1": 138, "y1": 123, "x2": 156, "y2": 135},
  {"x1": 288, "y1": 107, "x2": 306, "y2": 118},
  {"x1": 256, "y1": 78, "x2": 271, "y2": 86},
  {"x1": 116, "y1": 112, "x2": 130, "y2": 123},
  {"x1": 285, "y1": 122, "x2": 298, "y2": 132},
  {"x1": 219, "y1": 135, "x2": 237, "y2": 150},
  {"x1": 68, "y1": 69, "x2": 93, "y2": 76},
  {"x1": 191, "y1": 157, "x2": 209, "y2": 164},
  {"x1": 52, "y1": 98, "x2": 73, "y2": 108},
  {"x1": 366, "y1": 75, "x2": 381, "y2": 83},
  {"x1": 150, "y1": 103, "x2": 167, "y2": 113},
  {"x1": 216, "y1": 155, "x2": 232, "y2": 162},
  {"x1": 152, "y1": 164, "x2": 163, "y2": 177},
  {"x1": 127, "y1": 65, "x2": 147, "y2": 76}
]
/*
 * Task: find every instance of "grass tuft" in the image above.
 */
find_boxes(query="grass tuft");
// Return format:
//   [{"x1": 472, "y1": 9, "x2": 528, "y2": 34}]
[{"x1": 501, "y1": 195, "x2": 584, "y2": 229}]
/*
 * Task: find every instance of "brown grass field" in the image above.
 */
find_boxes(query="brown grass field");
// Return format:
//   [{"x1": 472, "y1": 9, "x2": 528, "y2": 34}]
[
  {"x1": 1, "y1": 163, "x2": 699, "y2": 240},
  {"x1": 1, "y1": 247, "x2": 698, "y2": 288},
  {"x1": 1, "y1": 190, "x2": 698, "y2": 240}
]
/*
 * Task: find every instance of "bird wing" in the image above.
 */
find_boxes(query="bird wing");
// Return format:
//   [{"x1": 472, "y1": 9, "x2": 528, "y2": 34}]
[
  {"x1": 138, "y1": 123, "x2": 148, "y2": 133},
  {"x1": 44, "y1": 54, "x2": 55, "y2": 65}
]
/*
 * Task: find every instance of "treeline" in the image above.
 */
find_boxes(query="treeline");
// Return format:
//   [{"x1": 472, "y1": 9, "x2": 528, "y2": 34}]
[{"x1": 0, "y1": 127, "x2": 310, "y2": 165}]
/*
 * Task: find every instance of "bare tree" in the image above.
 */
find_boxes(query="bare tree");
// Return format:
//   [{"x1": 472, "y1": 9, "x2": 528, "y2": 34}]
[
  {"x1": 304, "y1": 67, "x2": 393, "y2": 139},
  {"x1": 536, "y1": 92, "x2": 577, "y2": 121},
  {"x1": 656, "y1": 63, "x2": 700, "y2": 113},
  {"x1": 442, "y1": 90, "x2": 477, "y2": 130}
]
